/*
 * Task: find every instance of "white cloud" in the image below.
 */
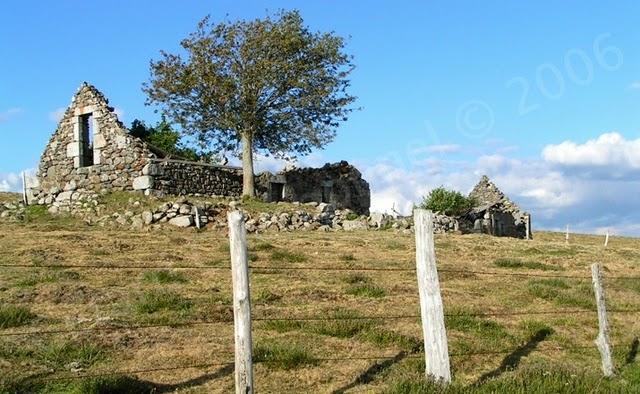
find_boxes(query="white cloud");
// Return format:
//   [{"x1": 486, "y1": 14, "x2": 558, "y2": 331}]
[
  {"x1": 542, "y1": 132, "x2": 640, "y2": 174},
  {"x1": 0, "y1": 169, "x2": 36, "y2": 193},
  {"x1": 424, "y1": 144, "x2": 461, "y2": 153},
  {"x1": 0, "y1": 108, "x2": 22, "y2": 123},
  {"x1": 629, "y1": 81, "x2": 640, "y2": 90},
  {"x1": 49, "y1": 107, "x2": 66, "y2": 123},
  {"x1": 362, "y1": 132, "x2": 640, "y2": 236},
  {"x1": 0, "y1": 172, "x2": 21, "y2": 192}
]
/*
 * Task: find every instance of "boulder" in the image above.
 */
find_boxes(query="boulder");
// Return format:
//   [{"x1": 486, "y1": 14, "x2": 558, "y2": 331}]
[
  {"x1": 132, "y1": 176, "x2": 153, "y2": 190},
  {"x1": 369, "y1": 212, "x2": 390, "y2": 229},
  {"x1": 342, "y1": 220, "x2": 368, "y2": 231},
  {"x1": 141, "y1": 211, "x2": 154, "y2": 225},
  {"x1": 169, "y1": 215, "x2": 193, "y2": 228}
]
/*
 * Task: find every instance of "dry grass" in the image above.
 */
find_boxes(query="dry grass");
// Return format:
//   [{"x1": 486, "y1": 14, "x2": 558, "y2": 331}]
[{"x1": 1, "y1": 213, "x2": 639, "y2": 392}]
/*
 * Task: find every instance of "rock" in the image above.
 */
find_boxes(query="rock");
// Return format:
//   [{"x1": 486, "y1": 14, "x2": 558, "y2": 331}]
[
  {"x1": 55, "y1": 191, "x2": 74, "y2": 202},
  {"x1": 63, "y1": 180, "x2": 77, "y2": 191},
  {"x1": 369, "y1": 212, "x2": 390, "y2": 229},
  {"x1": 168, "y1": 215, "x2": 193, "y2": 228},
  {"x1": 316, "y1": 203, "x2": 335, "y2": 213},
  {"x1": 130, "y1": 216, "x2": 144, "y2": 230},
  {"x1": 142, "y1": 211, "x2": 154, "y2": 225},
  {"x1": 179, "y1": 204, "x2": 191, "y2": 215},
  {"x1": 317, "y1": 225, "x2": 331, "y2": 232},
  {"x1": 132, "y1": 176, "x2": 154, "y2": 190},
  {"x1": 304, "y1": 202, "x2": 319, "y2": 207},
  {"x1": 48, "y1": 206, "x2": 59, "y2": 214},
  {"x1": 342, "y1": 220, "x2": 369, "y2": 231}
]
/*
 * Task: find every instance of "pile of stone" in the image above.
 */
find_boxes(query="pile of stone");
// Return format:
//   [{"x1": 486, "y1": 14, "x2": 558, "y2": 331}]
[
  {"x1": 2, "y1": 190, "x2": 470, "y2": 235},
  {"x1": 0, "y1": 201, "x2": 23, "y2": 218}
]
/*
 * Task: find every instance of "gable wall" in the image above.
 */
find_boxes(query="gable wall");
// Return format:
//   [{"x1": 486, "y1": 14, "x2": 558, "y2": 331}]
[{"x1": 35, "y1": 83, "x2": 155, "y2": 198}]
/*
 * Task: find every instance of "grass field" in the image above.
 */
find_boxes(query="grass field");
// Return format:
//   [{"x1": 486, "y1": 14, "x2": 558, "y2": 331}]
[{"x1": 1, "y1": 199, "x2": 640, "y2": 393}]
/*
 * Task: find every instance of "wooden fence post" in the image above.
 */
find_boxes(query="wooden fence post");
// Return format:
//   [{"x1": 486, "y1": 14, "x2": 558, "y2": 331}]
[
  {"x1": 195, "y1": 207, "x2": 201, "y2": 229},
  {"x1": 565, "y1": 225, "x2": 570, "y2": 244},
  {"x1": 591, "y1": 263, "x2": 614, "y2": 377},
  {"x1": 21, "y1": 171, "x2": 28, "y2": 206},
  {"x1": 414, "y1": 209, "x2": 451, "y2": 383},
  {"x1": 228, "y1": 210, "x2": 254, "y2": 394},
  {"x1": 604, "y1": 231, "x2": 609, "y2": 248},
  {"x1": 525, "y1": 214, "x2": 532, "y2": 240}
]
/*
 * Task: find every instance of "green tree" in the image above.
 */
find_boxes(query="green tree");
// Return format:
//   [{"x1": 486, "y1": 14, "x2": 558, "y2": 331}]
[
  {"x1": 129, "y1": 117, "x2": 200, "y2": 161},
  {"x1": 142, "y1": 10, "x2": 357, "y2": 196},
  {"x1": 419, "y1": 187, "x2": 476, "y2": 216}
]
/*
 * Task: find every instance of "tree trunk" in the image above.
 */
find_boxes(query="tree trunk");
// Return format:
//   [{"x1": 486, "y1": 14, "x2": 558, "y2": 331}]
[{"x1": 241, "y1": 132, "x2": 255, "y2": 197}]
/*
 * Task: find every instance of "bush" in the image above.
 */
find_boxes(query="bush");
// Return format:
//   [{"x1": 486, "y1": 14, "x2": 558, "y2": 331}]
[{"x1": 419, "y1": 187, "x2": 475, "y2": 216}]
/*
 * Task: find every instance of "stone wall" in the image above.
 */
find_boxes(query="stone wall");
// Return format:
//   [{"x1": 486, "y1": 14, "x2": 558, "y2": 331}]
[
  {"x1": 147, "y1": 159, "x2": 243, "y2": 197},
  {"x1": 33, "y1": 83, "x2": 155, "y2": 203},
  {"x1": 31, "y1": 83, "x2": 371, "y2": 214},
  {"x1": 256, "y1": 161, "x2": 371, "y2": 215}
]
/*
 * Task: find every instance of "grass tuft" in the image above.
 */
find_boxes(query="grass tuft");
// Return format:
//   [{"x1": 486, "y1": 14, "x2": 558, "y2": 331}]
[
  {"x1": 359, "y1": 329, "x2": 422, "y2": 351},
  {"x1": 340, "y1": 253, "x2": 357, "y2": 262},
  {"x1": 142, "y1": 270, "x2": 187, "y2": 284},
  {"x1": 0, "y1": 305, "x2": 36, "y2": 328},
  {"x1": 494, "y1": 258, "x2": 561, "y2": 271},
  {"x1": 346, "y1": 283, "x2": 386, "y2": 298},
  {"x1": 133, "y1": 290, "x2": 192, "y2": 314},
  {"x1": 270, "y1": 250, "x2": 307, "y2": 263},
  {"x1": 254, "y1": 341, "x2": 318, "y2": 370},
  {"x1": 342, "y1": 273, "x2": 371, "y2": 284}
]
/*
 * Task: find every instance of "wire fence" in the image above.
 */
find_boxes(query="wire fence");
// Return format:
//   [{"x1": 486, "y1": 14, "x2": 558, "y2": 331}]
[{"x1": 2, "y1": 240, "x2": 640, "y2": 390}]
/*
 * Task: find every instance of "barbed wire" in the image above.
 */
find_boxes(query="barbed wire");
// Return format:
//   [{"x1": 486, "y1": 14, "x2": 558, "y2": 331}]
[
  {"x1": 3, "y1": 308, "x2": 640, "y2": 338},
  {"x1": 33, "y1": 361, "x2": 235, "y2": 382},
  {"x1": 0, "y1": 263, "x2": 229, "y2": 270},
  {"x1": 3, "y1": 262, "x2": 640, "y2": 281},
  {"x1": 27, "y1": 343, "x2": 602, "y2": 384}
]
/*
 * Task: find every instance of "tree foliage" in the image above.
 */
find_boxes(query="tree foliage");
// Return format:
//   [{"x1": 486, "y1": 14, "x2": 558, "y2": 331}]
[
  {"x1": 142, "y1": 10, "x2": 356, "y2": 195},
  {"x1": 419, "y1": 187, "x2": 477, "y2": 216},
  {"x1": 129, "y1": 117, "x2": 202, "y2": 162}
]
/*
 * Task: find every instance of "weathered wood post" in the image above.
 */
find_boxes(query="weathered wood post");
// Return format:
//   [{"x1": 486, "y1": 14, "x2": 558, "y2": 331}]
[
  {"x1": 591, "y1": 263, "x2": 614, "y2": 377},
  {"x1": 525, "y1": 214, "x2": 532, "y2": 240},
  {"x1": 228, "y1": 210, "x2": 254, "y2": 393},
  {"x1": 195, "y1": 207, "x2": 201, "y2": 229},
  {"x1": 565, "y1": 225, "x2": 570, "y2": 244},
  {"x1": 414, "y1": 209, "x2": 451, "y2": 383},
  {"x1": 604, "y1": 230, "x2": 609, "y2": 248},
  {"x1": 21, "y1": 171, "x2": 28, "y2": 206}
]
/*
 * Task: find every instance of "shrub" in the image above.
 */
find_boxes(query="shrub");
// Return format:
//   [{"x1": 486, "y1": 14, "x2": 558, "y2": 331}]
[{"x1": 419, "y1": 187, "x2": 475, "y2": 216}]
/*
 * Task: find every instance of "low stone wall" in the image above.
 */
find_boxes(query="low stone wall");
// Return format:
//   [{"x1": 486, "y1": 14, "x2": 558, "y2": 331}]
[{"x1": 146, "y1": 159, "x2": 243, "y2": 197}]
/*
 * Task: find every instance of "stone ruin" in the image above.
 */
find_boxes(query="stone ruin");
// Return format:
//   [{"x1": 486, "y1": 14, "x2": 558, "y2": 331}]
[
  {"x1": 28, "y1": 83, "x2": 370, "y2": 214},
  {"x1": 461, "y1": 175, "x2": 531, "y2": 239},
  {"x1": 256, "y1": 161, "x2": 370, "y2": 215}
]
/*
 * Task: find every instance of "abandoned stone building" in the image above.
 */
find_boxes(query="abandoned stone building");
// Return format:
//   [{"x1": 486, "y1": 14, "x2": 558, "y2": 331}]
[
  {"x1": 461, "y1": 175, "x2": 531, "y2": 239},
  {"x1": 29, "y1": 82, "x2": 370, "y2": 214}
]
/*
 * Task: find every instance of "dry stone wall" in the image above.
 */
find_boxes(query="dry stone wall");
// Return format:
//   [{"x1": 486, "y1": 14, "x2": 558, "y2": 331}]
[
  {"x1": 33, "y1": 83, "x2": 156, "y2": 203},
  {"x1": 147, "y1": 159, "x2": 243, "y2": 197},
  {"x1": 257, "y1": 161, "x2": 371, "y2": 215}
]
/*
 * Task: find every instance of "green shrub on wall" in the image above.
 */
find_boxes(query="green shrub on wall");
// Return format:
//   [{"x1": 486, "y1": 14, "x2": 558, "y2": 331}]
[{"x1": 419, "y1": 187, "x2": 476, "y2": 216}]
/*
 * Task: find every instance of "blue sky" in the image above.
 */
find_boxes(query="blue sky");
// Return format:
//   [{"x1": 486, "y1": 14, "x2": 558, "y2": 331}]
[{"x1": 1, "y1": 1, "x2": 639, "y2": 234}]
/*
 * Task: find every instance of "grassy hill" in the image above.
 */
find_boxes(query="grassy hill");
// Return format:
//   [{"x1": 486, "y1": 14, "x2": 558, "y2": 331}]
[{"x1": 0, "y1": 200, "x2": 639, "y2": 393}]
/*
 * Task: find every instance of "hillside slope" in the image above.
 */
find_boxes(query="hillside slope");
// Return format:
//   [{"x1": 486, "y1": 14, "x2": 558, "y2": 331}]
[{"x1": 0, "y1": 209, "x2": 639, "y2": 392}]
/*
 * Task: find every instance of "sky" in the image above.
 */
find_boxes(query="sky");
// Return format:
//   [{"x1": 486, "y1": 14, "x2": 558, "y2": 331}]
[{"x1": 1, "y1": 1, "x2": 639, "y2": 235}]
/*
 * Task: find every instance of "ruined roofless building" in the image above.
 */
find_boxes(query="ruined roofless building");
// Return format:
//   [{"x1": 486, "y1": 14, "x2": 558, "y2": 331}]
[
  {"x1": 465, "y1": 175, "x2": 532, "y2": 239},
  {"x1": 30, "y1": 83, "x2": 370, "y2": 214}
]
